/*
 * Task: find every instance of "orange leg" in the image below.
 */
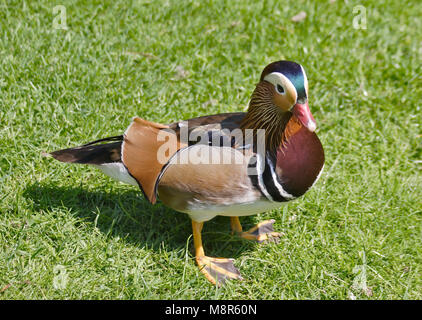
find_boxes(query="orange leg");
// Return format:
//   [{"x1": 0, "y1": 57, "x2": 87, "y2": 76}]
[{"x1": 192, "y1": 220, "x2": 242, "y2": 285}]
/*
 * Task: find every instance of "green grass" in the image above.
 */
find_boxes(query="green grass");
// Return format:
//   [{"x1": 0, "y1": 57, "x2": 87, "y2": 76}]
[{"x1": 0, "y1": 0, "x2": 421, "y2": 299}]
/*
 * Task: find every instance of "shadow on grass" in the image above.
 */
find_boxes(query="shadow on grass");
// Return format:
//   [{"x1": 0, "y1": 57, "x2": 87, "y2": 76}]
[{"x1": 23, "y1": 182, "x2": 257, "y2": 258}]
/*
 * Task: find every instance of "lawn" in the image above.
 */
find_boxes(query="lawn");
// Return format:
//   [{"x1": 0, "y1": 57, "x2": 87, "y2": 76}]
[{"x1": 0, "y1": 0, "x2": 421, "y2": 299}]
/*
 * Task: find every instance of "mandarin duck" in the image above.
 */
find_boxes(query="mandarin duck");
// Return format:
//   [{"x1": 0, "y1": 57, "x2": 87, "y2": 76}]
[{"x1": 47, "y1": 61, "x2": 325, "y2": 285}]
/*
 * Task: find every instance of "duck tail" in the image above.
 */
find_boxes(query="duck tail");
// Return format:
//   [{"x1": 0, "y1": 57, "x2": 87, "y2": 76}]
[{"x1": 44, "y1": 135, "x2": 123, "y2": 165}]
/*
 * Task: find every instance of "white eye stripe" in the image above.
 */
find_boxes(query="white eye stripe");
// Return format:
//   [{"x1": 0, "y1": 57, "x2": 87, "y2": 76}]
[{"x1": 263, "y1": 72, "x2": 297, "y2": 101}]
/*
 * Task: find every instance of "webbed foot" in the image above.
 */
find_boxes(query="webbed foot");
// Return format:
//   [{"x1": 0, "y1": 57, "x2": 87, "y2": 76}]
[
  {"x1": 233, "y1": 218, "x2": 283, "y2": 243},
  {"x1": 196, "y1": 256, "x2": 243, "y2": 286}
]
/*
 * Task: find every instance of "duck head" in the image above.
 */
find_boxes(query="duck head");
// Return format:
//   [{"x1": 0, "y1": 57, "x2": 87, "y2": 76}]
[
  {"x1": 260, "y1": 60, "x2": 315, "y2": 132},
  {"x1": 241, "y1": 60, "x2": 316, "y2": 150}
]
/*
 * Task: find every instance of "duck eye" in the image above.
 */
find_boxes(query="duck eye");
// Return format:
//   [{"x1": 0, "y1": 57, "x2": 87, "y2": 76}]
[{"x1": 276, "y1": 84, "x2": 285, "y2": 95}]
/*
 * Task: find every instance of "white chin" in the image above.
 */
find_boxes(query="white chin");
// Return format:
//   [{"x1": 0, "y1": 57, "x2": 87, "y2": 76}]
[{"x1": 307, "y1": 120, "x2": 316, "y2": 132}]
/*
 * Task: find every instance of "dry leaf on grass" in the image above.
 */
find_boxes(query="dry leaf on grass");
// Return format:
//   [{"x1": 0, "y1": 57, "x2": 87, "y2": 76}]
[
  {"x1": 174, "y1": 65, "x2": 190, "y2": 79},
  {"x1": 291, "y1": 11, "x2": 307, "y2": 22},
  {"x1": 1, "y1": 284, "x2": 11, "y2": 293},
  {"x1": 202, "y1": 99, "x2": 218, "y2": 108}
]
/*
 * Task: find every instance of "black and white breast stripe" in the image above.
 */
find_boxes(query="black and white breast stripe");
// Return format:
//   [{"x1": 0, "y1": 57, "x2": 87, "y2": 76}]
[{"x1": 248, "y1": 153, "x2": 295, "y2": 202}]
